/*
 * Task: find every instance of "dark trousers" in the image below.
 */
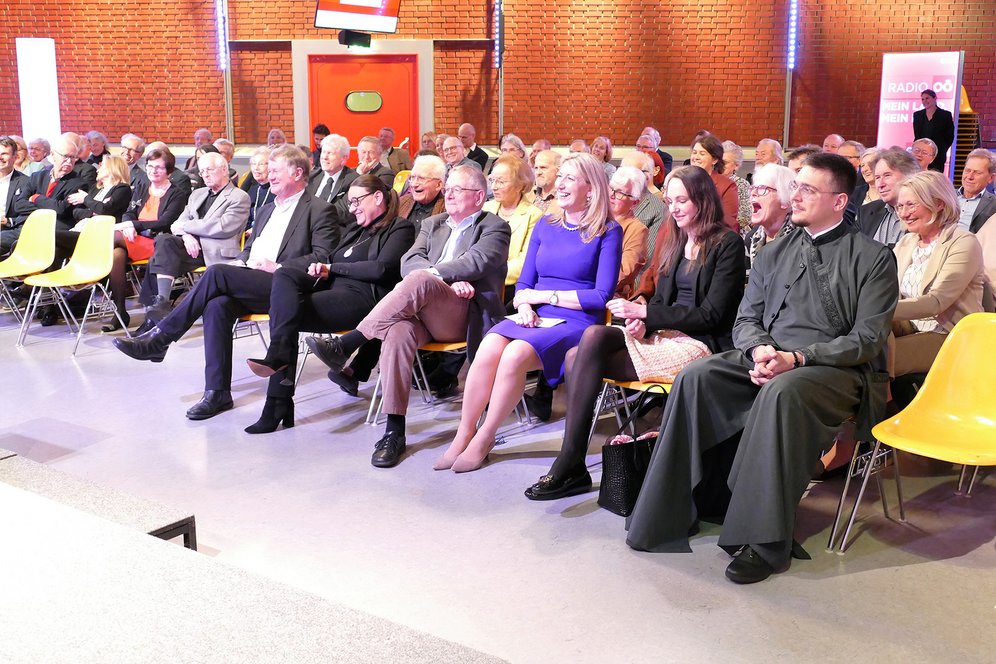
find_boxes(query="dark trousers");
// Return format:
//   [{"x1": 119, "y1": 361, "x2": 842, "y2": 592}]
[
  {"x1": 626, "y1": 350, "x2": 862, "y2": 568},
  {"x1": 158, "y1": 263, "x2": 273, "y2": 391},
  {"x1": 265, "y1": 267, "x2": 375, "y2": 398},
  {"x1": 140, "y1": 235, "x2": 205, "y2": 305}
]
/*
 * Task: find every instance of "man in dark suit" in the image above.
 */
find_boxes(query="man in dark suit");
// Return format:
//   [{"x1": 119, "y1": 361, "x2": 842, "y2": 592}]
[
  {"x1": 458, "y1": 123, "x2": 489, "y2": 171},
  {"x1": 912, "y1": 89, "x2": 955, "y2": 173},
  {"x1": 855, "y1": 147, "x2": 919, "y2": 247},
  {"x1": 307, "y1": 133, "x2": 357, "y2": 218},
  {"x1": 354, "y1": 135, "x2": 395, "y2": 189},
  {"x1": 6, "y1": 136, "x2": 86, "y2": 253},
  {"x1": 958, "y1": 149, "x2": 996, "y2": 233},
  {"x1": 0, "y1": 136, "x2": 31, "y2": 254},
  {"x1": 307, "y1": 164, "x2": 511, "y2": 468},
  {"x1": 64, "y1": 133, "x2": 97, "y2": 192},
  {"x1": 113, "y1": 145, "x2": 342, "y2": 420}
]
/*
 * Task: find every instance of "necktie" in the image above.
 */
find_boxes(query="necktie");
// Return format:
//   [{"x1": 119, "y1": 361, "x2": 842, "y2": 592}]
[
  {"x1": 46, "y1": 177, "x2": 58, "y2": 197},
  {"x1": 318, "y1": 175, "x2": 334, "y2": 202}
]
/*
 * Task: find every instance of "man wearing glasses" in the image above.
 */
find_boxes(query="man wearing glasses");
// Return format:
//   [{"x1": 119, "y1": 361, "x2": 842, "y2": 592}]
[
  {"x1": 440, "y1": 136, "x2": 481, "y2": 178},
  {"x1": 627, "y1": 153, "x2": 898, "y2": 585},
  {"x1": 398, "y1": 154, "x2": 446, "y2": 229},
  {"x1": 5, "y1": 135, "x2": 85, "y2": 252},
  {"x1": 307, "y1": 164, "x2": 511, "y2": 469},
  {"x1": 120, "y1": 133, "x2": 147, "y2": 185}
]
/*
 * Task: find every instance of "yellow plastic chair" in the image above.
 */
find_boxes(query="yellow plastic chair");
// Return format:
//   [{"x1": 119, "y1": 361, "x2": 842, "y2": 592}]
[
  {"x1": 590, "y1": 378, "x2": 672, "y2": 444},
  {"x1": 0, "y1": 210, "x2": 57, "y2": 323},
  {"x1": 392, "y1": 170, "x2": 411, "y2": 194},
  {"x1": 831, "y1": 312, "x2": 996, "y2": 551},
  {"x1": 17, "y1": 216, "x2": 129, "y2": 353},
  {"x1": 367, "y1": 340, "x2": 468, "y2": 425}
]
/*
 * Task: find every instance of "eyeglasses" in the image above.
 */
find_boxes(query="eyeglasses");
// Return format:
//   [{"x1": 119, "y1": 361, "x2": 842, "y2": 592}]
[
  {"x1": 347, "y1": 192, "x2": 376, "y2": 208},
  {"x1": 895, "y1": 201, "x2": 922, "y2": 214},
  {"x1": 441, "y1": 146, "x2": 461, "y2": 154},
  {"x1": 749, "y1": 185, "x2": 777, "y2": 197},
  {"x1": 442, "y1": 186, "x2": 483, "y2": 197},
  {"x1": 199, "y1": 166, "x2": 225, "y2": 176},
  {"x1": 790, "y1": 181, "x2": 843, "y2": 199},
  {"x1": 408, "y1": 175, "x2": 440, "y2": 186},
  {"x1": 121, "y1": 146, "x2": 142, "y2": 156},
  {"x1": 51, "y1": 150, "x2": 77, "y2": 164},
  {"x1": 146, "y1": 163, "x2": 167, "y2": 172},
  {"x1": 488, "y1": 177, "x2": 510, "y2": 188},
  {"x1": 609, "y1": 188, "x2": 636, "y2": 201},
  {"x1": 911, "y1": 148, "x2": 935, "y2": 158}
]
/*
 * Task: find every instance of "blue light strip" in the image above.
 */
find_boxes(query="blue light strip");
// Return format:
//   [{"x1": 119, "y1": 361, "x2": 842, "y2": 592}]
[
  {"x1": 493, "y1": 0, "x2": 504, "y2": 69},
  {"x1": 215, "y1": 0, "x2": 230, "y2": 71},
  {"x1": 787, "y1": 0, "x2": 798, "y2": 70}
]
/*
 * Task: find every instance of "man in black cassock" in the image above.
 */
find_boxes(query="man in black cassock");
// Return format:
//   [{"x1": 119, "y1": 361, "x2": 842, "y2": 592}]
[{"x1": 625, "y1": 153, "x2": 899, "y2": 584}]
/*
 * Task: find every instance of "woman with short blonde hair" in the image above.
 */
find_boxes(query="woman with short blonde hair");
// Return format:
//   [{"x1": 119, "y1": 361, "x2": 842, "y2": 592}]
[{"x1": 889, "y1": 170, "x2": 984, "y2": 379}]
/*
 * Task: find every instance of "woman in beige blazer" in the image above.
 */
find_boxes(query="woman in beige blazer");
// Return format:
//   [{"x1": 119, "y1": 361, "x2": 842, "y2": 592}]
[{"x1": 890, "y1": 170, "x2": 984, "y2": 377}]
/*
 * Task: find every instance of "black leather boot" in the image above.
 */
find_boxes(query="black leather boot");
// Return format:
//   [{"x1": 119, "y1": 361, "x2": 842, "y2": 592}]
[{"x1": 244, "y1": 397, "x2": 295, "y2": 434}]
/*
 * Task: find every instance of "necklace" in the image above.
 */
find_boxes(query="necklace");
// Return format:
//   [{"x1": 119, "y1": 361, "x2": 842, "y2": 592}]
[
  {"x1": 343, "y1": 233, "x2": 373, "y2": 258},
  {"x1": 562, "y1": 220, "x2": 580, "y2": 232}
]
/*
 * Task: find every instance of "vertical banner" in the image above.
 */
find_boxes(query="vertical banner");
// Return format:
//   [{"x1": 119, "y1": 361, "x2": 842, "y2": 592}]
[
  {"x1": 877, "y1": 51, "x2": 964, "y2": 176},
  {"x1": 16, "y1": 38, "x2": 62, "y2": 141}
]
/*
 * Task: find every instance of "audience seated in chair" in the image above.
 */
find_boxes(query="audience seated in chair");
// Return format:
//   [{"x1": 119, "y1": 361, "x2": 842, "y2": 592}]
[
  {"x1": 241, "y1": 146, "x2": 276, "y2": 231},
  {"x1": 856, "y1": 147, "x2": 919, "y2": 248},
  {"x1": 307, "y1": 134, "x2": 358, "y2": 219},
  {"x1": 525, "y1": 165, "x2": 746, "y2": 501},
  {"x1": 111, "y1": 145, "x2": 341, "y2": 422},
  {"x1": 625, "y1": 153, "x2": 897, "y2": 585},
  {"x1": 689, "y1": 135, "x2": 739, "y2": 233},
  {"x1": 242, "y1": 174, "x2": 416, "y2": 433},
  {"x1": 434, "y1": 153, "x2": 620, "y2": 473},
  {"x1": 306, "y1": 164, "x2": 510, "y2": 470},
  {"x1": 744, "y1": 164, "x2": 796, "y2": 269},
  {"x1": 0, "y1": 136, "x2": 32, "y2": 254},
  {"x1": 138, "y1": 152, "x2": 250, "y2": 329},
  {"x1": 354, "y1": 135, "x2": 395, "y2": 189}
]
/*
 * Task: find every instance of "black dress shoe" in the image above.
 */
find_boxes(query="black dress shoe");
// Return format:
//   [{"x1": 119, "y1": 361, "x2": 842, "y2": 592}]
[
  {"x1": 371, "y1": 431, "x2": 406, "y2": 468},
  {"x1": 112, "y1": 326, "x2": 171, "y2": 362},
  {"x1": 40, "y1": 306, "x2": 61, "y2": 327},
  {"x1": 428, "y1": 372, "x2": 459, "y2": 398},
  {"x1": 244, "y1": 396, "x2": 294, "y2": 434},
  {"x1": 185, "y1": 390, "x2": 234, "y2": 420},
  {"x1": 523, "y1": 392, "x2": 552, "y2": 422},
  {"x1": 524, "y1": 467, "x2": 593, "y2": 501},
  {"x1": 327, "y1": 368, "x2": 359, "y2": 397},
  {"x1": 133, "y1": 318, "x2": 156, "y2": 336},
  {"x1": 144, "y1": 294, "x2": 171, "y2": 324},
  {"x1": 306, "y1": 336, "x2": 347, "y2": 372},
  {"x1": 725, "y1": 546, "x2": 785, "y2": 584}
]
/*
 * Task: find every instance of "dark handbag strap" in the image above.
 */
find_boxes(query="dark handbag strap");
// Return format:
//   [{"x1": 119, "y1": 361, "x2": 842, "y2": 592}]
[{"x1": 608, "y1": 383, "x2": 668, "y2": 440}]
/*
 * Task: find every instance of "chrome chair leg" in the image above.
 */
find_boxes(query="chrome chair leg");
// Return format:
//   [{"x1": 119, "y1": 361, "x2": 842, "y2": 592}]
[
  {"x1": 891, "y1": 447, "x2": 906, "y2": 521},
  {"x1": 838, "y1": 440, "x2": 883, "y2": 553},
  {"x1": 956, "y1": 465, "x2": 969, "y2": 495},
  {"x1": 966, "y1": 466, "x2": 980, "y2": 496},
  {"x1": 827, "y1": 438, "x2": 864, "y2": 551}
]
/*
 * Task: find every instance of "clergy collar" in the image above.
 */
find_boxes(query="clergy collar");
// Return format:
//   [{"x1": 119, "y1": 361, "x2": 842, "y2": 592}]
[{"x1": 802, "y1": 219, "x2": 847, "y2": 245}]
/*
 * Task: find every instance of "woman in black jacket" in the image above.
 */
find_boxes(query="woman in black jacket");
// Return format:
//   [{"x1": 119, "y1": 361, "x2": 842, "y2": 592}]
[
  {"x1": 54, "y1": 156, "x2": 135, "y2": 330},
  {"x1": 242, "y1": 174, "x2": 417, "y2": 434},
  {"x1": 525, "y1": 166, "x2": 747, "y2": 501}
]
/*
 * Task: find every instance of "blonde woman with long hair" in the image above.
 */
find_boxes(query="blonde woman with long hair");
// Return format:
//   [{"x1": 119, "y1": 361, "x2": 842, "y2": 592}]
[{"x1": 436, "y1": 153, "x2": 623, "y2": 472}]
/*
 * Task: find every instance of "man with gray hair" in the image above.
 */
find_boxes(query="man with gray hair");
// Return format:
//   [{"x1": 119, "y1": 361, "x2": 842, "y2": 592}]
[
  {"x1": 641, "y1": 126, "x2": 674, "y2": 174},
  {"x1": 86, "y1": 131, "x2": 110, "y2": 166},
  {"x1": 307, "y1": 133, "x2": 357, "y2": 216},
  {"x1": 307, "y1": 163, "x2": 511, "y2": 468},
  {"x1": 120, "y1": 133, "x2": 147, "y2": 184},
  {"x1": 958, "y1": 148, "x2": 996, "y2": 233},
  {"x1": 839, "y1": 140, "x2": 867, "y2": 225},
  {"x1": 531, "y1": 149, "x2": 561, "y2": 213},
  {"x1": 379, "y1": 126, "x2": 413, "y2": 173},
  {"x1": 398, "y1": 154, "x2": 446, "y2": 228},
  {"x1": 911, "y1": 138, "x2": 938, "y2": 173},
  {"x1": 213, "y1": 138, "x2": 238, "y2": 179},
  {"x1": 355, "y1": 135, "x2": 395, "y2": 188},
  {"x1": 755, "y1": 139, "x2": 783, "y2": 168},
  {"x1": 856, "y1": 147, "x2": 919, "y2": 247},
  {"x1": 441, "y1": 136, "x2": 481, "y2": 177},
  {"x1": 139, "y1": 151, "x2": 251, "y2": 325},
  {"x1": 184, "y1": 127, "x2": 214, "y2": 170}
]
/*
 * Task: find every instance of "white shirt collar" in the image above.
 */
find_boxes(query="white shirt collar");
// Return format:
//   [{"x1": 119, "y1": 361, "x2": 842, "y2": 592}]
[{"x1": 804, "y1": 219, "x2": 843, "y2": 239}]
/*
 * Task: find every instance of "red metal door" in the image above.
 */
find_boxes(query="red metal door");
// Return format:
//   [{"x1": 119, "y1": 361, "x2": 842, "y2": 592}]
[{"x1": 307, "y1": 54, "x2": 418, "y2": 167}]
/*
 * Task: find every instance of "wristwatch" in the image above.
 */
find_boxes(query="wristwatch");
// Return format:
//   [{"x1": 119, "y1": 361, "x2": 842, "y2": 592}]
[{"x1": 548, "y1": 291, "x2": 559, "y2": 305}]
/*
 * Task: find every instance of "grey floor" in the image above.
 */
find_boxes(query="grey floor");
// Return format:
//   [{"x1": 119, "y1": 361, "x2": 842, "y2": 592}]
[{"x1": 2, "y1": 311, "x2": 994, "y2": 663}]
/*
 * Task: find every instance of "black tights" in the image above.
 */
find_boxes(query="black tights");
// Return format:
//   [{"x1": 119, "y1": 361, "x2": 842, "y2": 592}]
[{"x1": 549, "y1": 325, "x2": 638, "y2": 479}]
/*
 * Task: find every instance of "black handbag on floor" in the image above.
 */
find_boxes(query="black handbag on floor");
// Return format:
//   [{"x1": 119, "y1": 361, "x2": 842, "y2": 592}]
[{"x1": 597, "y1": 385, "x2": 667, "y2": 516}]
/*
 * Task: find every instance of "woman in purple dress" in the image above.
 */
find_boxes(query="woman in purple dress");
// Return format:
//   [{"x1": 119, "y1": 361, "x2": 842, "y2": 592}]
[{"x1": 435, "y1": 153, "x2": 623, "y2": 472}]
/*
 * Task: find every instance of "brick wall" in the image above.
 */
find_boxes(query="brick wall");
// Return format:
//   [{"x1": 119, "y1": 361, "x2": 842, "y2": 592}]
[
  {"x1": 2, "y1": 0, "x2": 994, "y2": 151},
  {"x1": 1, "y1": 0, "x2": 225, "y2": 144}
]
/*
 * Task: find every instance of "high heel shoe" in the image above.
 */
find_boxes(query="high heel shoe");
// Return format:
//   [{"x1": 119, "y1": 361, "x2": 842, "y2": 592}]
[
  {"x1": 246, "y1": 356, "x2": 293, "y2": 386},
  {"x1": 244, "y1": 397, "x2": 295, "y2": 434},
  {"x1": 451, "y1": 441, "x2": 496, "y2": 473},
  {"x1": 101, "y1": 311, "x2": 130, "y2": 333}
]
